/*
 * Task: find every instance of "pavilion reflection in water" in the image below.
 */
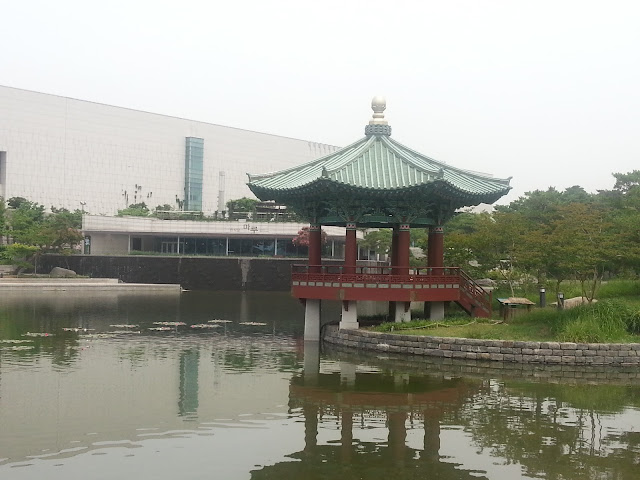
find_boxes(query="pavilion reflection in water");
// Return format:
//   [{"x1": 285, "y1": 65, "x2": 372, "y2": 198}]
[{"x1": 252, "y1": 345, "x2": 487, "y2": 480}]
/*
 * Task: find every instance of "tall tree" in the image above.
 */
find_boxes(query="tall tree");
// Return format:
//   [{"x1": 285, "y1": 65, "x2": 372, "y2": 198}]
[{"x1": 0, "y1": 197, "x2": 6, "y2": 241}]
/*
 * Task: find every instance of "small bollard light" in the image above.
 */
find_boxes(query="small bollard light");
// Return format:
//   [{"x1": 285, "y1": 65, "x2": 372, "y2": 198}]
[
  {"x1": 557, "y1": 292, "x2": 564, "y2": 310},
  {"x1": 539, "y1": 287, "x2": 546, "y2": 308}
]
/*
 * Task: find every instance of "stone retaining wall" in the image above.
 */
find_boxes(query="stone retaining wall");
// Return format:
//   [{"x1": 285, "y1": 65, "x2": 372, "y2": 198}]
[
  {"x1": 323, "y1": 343, "x2": 640, "y2": 385},
  {"x1": 323, "y1": 326, "x2": 640, "y2": 366}
]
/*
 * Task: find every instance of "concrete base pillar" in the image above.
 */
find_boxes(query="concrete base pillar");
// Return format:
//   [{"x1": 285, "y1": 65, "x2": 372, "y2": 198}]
[
  {"x1": 394, "y1": 301, "x2": 411, "y2": 323},
  {"x1": 340, "y1": 300, "x2": 359, "y2": 330},
  {"x1": 427, "y1": 301, "x2": 445, "y2": 321},
  {"x1": 303, "y1": 340, "x2": 320, "y2": 384},
  {"x1": 304, "y1": 299, "x2": 321, "y2": 341},
  {"x1": 340, "y1": 361, "x2": 357, "y2": 386}
]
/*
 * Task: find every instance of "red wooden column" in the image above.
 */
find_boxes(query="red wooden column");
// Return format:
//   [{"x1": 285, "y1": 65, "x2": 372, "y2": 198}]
[
  {"x1": 308, "y1": 224, "x2": 322, "y2": 273},
  {"x1": 390, "y1": 226, "x2": 399, "y2": 269},
  {"x1": 344, "y1": 222, "x2": 357, "y2": 274},
  {"x1": 427, "y1": 226, "x2": 444, "y2": 272},
  {"x1": 396, "y1": 223, "x2": 411, "y2": 276}
]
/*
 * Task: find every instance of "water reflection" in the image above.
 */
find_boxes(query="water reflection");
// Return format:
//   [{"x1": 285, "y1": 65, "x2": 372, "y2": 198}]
[
  {"x1": 255, "y1": 361, "x2": 487, "y2": 480},
  {"x1": 1, "y1": 292, "x2": 639, "y2": 479},
  {"x1": 178, "y1": 350, "x2": 200, "y2": 419}
]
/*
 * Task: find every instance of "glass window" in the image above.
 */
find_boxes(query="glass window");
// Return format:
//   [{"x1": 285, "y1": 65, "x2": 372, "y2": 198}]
[{"x1": 184, "y1": 137, "x2": 204, "y2": 212}]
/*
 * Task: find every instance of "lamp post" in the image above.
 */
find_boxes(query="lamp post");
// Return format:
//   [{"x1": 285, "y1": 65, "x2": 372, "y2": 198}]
[{"x1": 557, "y1": 292, "x2": 564, "y2": 310}]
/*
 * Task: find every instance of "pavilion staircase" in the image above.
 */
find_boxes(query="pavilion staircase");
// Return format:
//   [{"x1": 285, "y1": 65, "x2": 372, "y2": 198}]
[{"x1": 455, "y1": 270, "x2": 492, "y2": 318}]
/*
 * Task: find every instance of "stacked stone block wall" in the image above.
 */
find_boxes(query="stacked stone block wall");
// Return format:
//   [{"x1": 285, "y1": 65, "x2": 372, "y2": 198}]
[{"x1": 323, "y1": 327, "x2": 640, "y2": 366}]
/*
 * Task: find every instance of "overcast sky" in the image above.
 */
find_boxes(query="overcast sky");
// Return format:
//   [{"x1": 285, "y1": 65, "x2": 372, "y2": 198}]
[{"x1": 2, "y1": 0, "x2": 639, "y2": 204}]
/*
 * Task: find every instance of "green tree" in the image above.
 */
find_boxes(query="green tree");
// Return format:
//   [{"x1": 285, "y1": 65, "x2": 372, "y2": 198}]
[
  {"x1": 546, "y1": 203, "x2": 616, "y2": 301},
  {"x1": 117, "y1": 202, "x2": 150, "y2": 217},
  {"x1": 612, "y1": 170, "x2": 640, "y2": 193},
  {"x1": 360, "y1": 229, "x2": 392, "y2": 256},
  {"x1": 154, "y1": 204, "x2": 173, "y2": 212},
  {"x1": 42, "y1": 209, "x2": 84, "y2": 252},
  {"x1": 227, "y1": 197, "x2": 258, "y2": 213},
  {"x1": 5, "y1": 200, "x2": 83, "y2": 255},
  {"x1": 0, "y1": 197, "x2": 6, "y2": 241},
  {"x1": 8, "y1": 200, "x2": 46, "y2": 245},
  {"x1": 0, "y1": 243, "x2": 39, "y2": 269},
  {"x1": 7, "y1": 196, "x2": 29, "y2": 209}
]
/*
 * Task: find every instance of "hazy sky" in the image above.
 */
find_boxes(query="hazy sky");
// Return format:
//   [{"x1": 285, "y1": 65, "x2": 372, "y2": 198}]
[{"x1": 2, "y1": 0, "x2": 639, "y2": 204}]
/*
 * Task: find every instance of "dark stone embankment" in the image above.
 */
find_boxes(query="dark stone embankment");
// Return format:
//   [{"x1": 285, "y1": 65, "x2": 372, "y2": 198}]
[
  {"x1": 323, "y1": 326, "x2": 640, "y2": 366},
  {"x1": 36, "y1": 255, "x2": 305, "y2": 291}
]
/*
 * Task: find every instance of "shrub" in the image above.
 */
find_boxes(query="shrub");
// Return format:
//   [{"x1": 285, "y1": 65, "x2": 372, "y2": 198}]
[
  {"x1": 554, "y1": 300, "x2": 635, "y2": 342},
  {"x1": 599, "y1": 280, "x2": 640, "y2": 298}
]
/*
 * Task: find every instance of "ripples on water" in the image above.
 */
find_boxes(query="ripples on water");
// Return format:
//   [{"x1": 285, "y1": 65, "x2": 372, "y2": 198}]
[{"x1": 1, "y1": 290, "x2": 639, "y2": 479}]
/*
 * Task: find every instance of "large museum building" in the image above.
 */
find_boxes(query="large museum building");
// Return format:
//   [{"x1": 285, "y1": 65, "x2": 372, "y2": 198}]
[
  {"x1": 0, "y1": 85, "x2": 338, "y2": 215},
  {"x1": 0, "y1": 85, "x2": 349, "y2": 257}
]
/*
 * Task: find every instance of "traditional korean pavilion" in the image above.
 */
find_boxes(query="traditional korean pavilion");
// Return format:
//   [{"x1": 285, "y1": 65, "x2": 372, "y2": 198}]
[{"x1": 248, "y1": 97, "x2": 511, "y2": 340}]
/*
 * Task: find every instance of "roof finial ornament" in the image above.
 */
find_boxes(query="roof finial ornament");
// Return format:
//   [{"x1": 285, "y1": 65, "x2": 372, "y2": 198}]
[
  {"x1": 365, "y1": 96, "x2": 392, "y2": 136},
  {"x1": 369, "y1": 96, "x2": 388, "y2": 125}
]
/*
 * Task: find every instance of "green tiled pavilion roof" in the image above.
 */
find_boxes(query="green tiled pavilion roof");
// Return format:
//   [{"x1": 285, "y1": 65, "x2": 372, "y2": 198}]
[
  {"x1": 247, "y1": 98, "x2": 511, "y2": 226},
  {"x1": 248, "y1": 134, "x2": 510, "y2": 202}
]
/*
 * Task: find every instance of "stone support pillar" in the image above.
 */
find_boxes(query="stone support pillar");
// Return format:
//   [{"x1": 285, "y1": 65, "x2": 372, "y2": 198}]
[
  {"x1": 308, "y1": 224, "x2": 322, "y2": 274},
  {"x1": 303, "y1": 340, "x2": 320, "y2": 384},
  {"x1": 426, "y1": 301, "x2": 445, "y2": 321},
  {"x1": 339, "y1": 361, "x2": 357, "y2": 386},
  {"x1": 340, "y1": 300, "x2": 359, "y2": 330},
  {"x1": 344, "y1": 222, "x2": 357, "y2": 275},
  {"x1": 394, "y1": 301, "x2": 411, "y2": 323},
  {"x1": 304, "y1": 299, "x2": 321, "y2": 341},
  {"x1": 304, "y1": 405, "x2": 319, "y2": 453},
  {"x1": 422, "y1": 415, "x2": 441, "y2": 461}
]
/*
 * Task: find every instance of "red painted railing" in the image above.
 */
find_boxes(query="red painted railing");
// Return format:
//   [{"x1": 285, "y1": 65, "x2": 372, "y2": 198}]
[{"x1": 291, "y1": 264, "x2": 492, "y2": 315}]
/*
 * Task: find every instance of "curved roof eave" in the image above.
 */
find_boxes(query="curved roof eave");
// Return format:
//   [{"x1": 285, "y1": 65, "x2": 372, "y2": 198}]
[{"x1": 249, "y1": 177, "x2": 511, "y2": 202}]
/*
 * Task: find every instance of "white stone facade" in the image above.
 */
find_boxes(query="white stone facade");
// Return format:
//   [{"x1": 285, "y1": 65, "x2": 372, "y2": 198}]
[
  {"x1": 0, "y1": 86, "x2": 338, "y2": 215},
  {"x1": 82, "y1": 215, "x2": 359, "y2": 256}
]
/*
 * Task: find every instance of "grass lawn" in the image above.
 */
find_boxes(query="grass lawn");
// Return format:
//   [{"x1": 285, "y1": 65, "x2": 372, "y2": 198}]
[{"x1": 369, "y1": 280, "x2": 640, "y2": 343}]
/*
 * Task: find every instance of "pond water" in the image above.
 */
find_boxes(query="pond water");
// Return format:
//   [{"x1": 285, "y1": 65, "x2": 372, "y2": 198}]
[{"x1": 1, "y1": 290, "x2": 639, "y2": 479}]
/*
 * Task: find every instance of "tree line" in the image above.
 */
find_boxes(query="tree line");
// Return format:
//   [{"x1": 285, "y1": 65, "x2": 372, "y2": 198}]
[{"x1": 3, "y1": 170, "x2": 640, "y2": 287}]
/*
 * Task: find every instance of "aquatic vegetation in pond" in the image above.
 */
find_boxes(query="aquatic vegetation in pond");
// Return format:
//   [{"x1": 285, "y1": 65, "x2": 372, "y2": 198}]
[
  {"x1": 23, "y1": 332, "x2": 54, "y2": 337},
  {"x1": 0, "y1": 339, "x2": 34, "y2": 344},
  {"x1": 78, "y1": 333, "x2": 122, "y2": 339}
]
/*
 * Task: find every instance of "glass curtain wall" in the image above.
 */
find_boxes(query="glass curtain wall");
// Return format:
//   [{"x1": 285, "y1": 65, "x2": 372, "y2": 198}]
[{"x1": 184, "y1": 137, "x2": 204, "y2": 212}]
